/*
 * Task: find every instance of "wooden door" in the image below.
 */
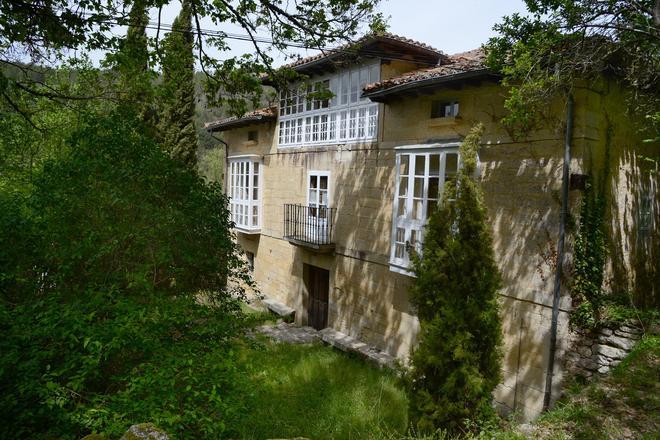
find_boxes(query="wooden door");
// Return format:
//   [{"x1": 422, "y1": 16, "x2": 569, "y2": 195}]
[{"x1": 305, "y1": 265, "x2": 329, "y2": 330}]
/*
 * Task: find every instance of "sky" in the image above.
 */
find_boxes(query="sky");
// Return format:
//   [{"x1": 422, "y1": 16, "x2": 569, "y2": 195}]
[{"x1": 92, "y1": 0, "x2": 528, "y2": 66}]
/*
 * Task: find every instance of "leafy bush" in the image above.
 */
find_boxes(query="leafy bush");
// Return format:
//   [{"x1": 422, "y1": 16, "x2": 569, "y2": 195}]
[
  {"x1": 0, "y1": 291, "x2": 249, "y2": 439},
  {"x1": 407, "y1": 124, "x2": 503, "y2": 435},
  {"x1": 0, "y1": 110, "x2": 250, "y2": 438},
  {"x1": 3, "y1": 109, "x2": 247, "y2": 300}
]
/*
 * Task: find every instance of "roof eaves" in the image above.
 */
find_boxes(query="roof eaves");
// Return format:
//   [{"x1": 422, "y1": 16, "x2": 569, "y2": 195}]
[
  {"x1": 205, "y1": 113, "x2": 276, "y2": 132},
  {"x1": 362, "y1": 68, "x2": 497, "y2": 101}
]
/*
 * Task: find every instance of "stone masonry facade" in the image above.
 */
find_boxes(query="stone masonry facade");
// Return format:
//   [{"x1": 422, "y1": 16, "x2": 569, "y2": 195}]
[{"x1": 207, "y1": 34, "x2": 657, "y2": 420}]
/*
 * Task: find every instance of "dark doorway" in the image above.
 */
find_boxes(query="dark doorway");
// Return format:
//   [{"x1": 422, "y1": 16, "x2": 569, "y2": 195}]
[{"x1": 305, "y1": 264, "x2": 329, "y2": 330}]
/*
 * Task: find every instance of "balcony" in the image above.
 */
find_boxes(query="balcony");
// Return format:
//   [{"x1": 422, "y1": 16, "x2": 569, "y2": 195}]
[{"x1": 283, "y1": 204, "x2": 336, "y2": 252}]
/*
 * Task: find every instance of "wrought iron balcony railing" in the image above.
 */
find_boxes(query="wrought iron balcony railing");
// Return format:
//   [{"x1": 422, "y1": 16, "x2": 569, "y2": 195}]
[{"x1": 283, "y1": 204, "x2": 336, "y2": 250}]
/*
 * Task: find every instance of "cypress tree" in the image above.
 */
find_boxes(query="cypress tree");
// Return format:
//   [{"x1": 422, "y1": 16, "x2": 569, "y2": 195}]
[
  {"x1": 407, "y1": 123, "x2": 503, "y2": 435},
  {"x1": 159, "y1": 0, "x2": 198, "y2": 167},
  {"x1": 114, "y1": 0, "x2": 158, "y2": 130}
]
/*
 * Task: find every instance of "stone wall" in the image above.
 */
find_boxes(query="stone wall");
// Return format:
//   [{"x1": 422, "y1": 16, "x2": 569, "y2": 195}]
[
  {"x1": 220, "y1": 65, "x2": 655, "y2": 420},
  {"x1": 565, "y1": 322, "x2": 643, "y2": 377}
]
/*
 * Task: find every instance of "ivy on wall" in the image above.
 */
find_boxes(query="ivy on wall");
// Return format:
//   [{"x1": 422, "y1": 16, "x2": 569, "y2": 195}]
[{"x1": 571, "y1": 177, "x2": 607, "y2": 329}]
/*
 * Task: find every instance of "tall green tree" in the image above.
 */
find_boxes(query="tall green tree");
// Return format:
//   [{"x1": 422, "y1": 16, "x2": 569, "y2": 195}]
[
  {"x1": 485, "y1": 0, "x2": 660, "y2": 140},
  {"x1": 103, "y1": 0, "x2": 159, "y2": 132},
  {"x1": 159, "y1": 0, "x2": 198, "y2": 167},
  {"x1": 407, "y1": 123, "x2": 503, "y2": 435},
  {"x1": 1, "y1": 0, "x2": 383, "y2": 121}
]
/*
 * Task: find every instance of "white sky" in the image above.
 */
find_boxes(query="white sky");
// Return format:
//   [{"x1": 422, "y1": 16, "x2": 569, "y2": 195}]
[{"x1": 90, "y1": 0, "x2": 527, "y2": 66}]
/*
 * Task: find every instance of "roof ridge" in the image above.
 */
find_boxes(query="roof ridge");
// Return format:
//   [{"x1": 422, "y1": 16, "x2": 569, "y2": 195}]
[{"x1": 276, "y1": 32, "x2": 446, "y2": 71}]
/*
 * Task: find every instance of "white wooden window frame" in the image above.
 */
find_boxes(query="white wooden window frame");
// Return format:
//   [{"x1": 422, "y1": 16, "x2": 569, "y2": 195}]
[
  {"x1": 228, "y1": 154, "x2": 262, "y2": 233},
  {"x1": 389, "y1": 142, "x2": 463, "y2": 276},
  {"x1": 305, "y1": 170, "x2": 331, "y2": 241},
  {"x1": 278, "y1": 61, "x2": 380, "y2": 148},
  {"x1": 307, "y1": 170, "x2": 331, "y2": 210}
]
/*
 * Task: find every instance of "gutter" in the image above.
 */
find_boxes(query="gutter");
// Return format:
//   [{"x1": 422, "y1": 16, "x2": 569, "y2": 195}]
[{"x1": 543, "y1": 94, "x2": 574, "y2": 411}]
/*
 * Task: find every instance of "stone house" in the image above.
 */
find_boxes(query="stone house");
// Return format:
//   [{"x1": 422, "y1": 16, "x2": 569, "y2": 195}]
[{"x1": 205, "y1": 33, "x2": 658, "y2": 419}]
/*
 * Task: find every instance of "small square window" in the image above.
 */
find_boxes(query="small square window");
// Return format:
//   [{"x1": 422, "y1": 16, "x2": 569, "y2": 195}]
[
  {"x1": 431, "y1": 100, "x2": 459, "y2": 118},
  {"x1": 248, "y1": 130, "x2": 258, "y2": 142}
]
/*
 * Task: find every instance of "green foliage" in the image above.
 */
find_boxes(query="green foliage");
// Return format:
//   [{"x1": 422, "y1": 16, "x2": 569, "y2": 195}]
[
  {"x1": 571, "y1": 178, "x2": 607, "y2": 329},
  {"x1": 407, "y1": 124, "x2": 503, "y2": 435},
  {"x1": 485, "y1": 0, "x2": 660, "y2": 139},
  {"x1": 2, "y1": 110, "x2": 245, "y2": 300},
  {"x1": 0, "y1": 291, "x2": 249, "y2": 439},
  {"x1": 0, "y1": 109, "x2": 251, "y2": 438},
  {"x1": 103, "y1": 0, "x2": 159, "y2": 132},
  {"x1": 159, "y1": 0, "x2": 198, "y2": 167},
  {"x1": 2, "y1": 0, "x2": 383, "y2": 120}
]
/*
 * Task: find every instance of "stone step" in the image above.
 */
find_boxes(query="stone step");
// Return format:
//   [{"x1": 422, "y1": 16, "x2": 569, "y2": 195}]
[
  {"x1": 319, "y1": 328, "x2": 396, "y2": 369},
  {"x1": 262, "y1": 298, "x2": 296, "y2": 321}
]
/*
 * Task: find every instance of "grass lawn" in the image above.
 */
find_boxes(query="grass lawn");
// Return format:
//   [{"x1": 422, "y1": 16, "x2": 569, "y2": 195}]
[{"x1": 232, "y1": 337, "x2": 408, "y2": 439}]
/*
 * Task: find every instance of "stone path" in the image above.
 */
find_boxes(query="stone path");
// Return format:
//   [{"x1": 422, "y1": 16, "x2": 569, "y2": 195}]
[
  {"x1": 256, "y1": 322, "x2": 320, "y2": 344},
  {"x1": 255, "y1": 322, "x2": 397, "y2": 369}
]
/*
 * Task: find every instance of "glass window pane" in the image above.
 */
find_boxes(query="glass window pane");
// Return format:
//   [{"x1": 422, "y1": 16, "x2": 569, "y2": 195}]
[
  {"x1": 400, "y1": 154, "x2": 409, "y2": 176},
  {"x1": 320, "y1": 176, "x2": 328, "y2": 190},
  {"x1": 395, "y1": 243, "x2": 404, "y2": 259},
  {"x1": 397, "y1": 198, "x2": 406, "y2": 217},
  {"x1": 310, "y1": 175, "x2": 317, "y2": 188},
  {"x1": 396, "y1": 227, "x2": 405, "y2": 242},
  {"x1": 414, "y1": 178, "x2": 424, "y2": 198},
  {"x1": 428, "y1": 177, "x2": 439, "y2": 199},
  {"x1": 369, "y1": 63, "x2": 379, "y2": 83},
  {"x1": 351, "y1": 70, "x2": 359, "y2": 102},
  {"x1": 429, "y1": 154, "x2": 440, "y2": 176},
  {"x1": 415, "y1": 155, "x2": 426, "y2": 176},
  {"x1": 446, "y1": 153, "x2": 458, "y2": 176},
  {"x1": 412, "y1": 199, "x2": 423, "y2": 220},
  {"x1": 398, "y1": 177, "x2": 408, "y2": 196}
]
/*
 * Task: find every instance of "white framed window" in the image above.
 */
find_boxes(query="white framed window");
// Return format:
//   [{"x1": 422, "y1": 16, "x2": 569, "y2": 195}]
[
  {"x1": 306, "y1": 171, "x2": 331, "y2": 240},
  {"x1": 228, "y1": 155, "x2": 262, "y2": 232},
  {"x1": 389, "y1": 143, "x2": 462, "y2": 275},
  {"x1": 308, "y1": 171, "x2": 330, "y2": 212},
  {"x1": 278, "y1": 61, "x2": 380, "y2": 147}
]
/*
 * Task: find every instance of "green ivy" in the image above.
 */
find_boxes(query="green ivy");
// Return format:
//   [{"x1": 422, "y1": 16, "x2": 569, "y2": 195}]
[{"x1": 570, "y1": 178, "x2": 607, "y2": 329}]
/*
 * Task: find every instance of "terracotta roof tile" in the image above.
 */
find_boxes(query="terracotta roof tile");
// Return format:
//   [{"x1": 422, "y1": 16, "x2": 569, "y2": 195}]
[
  {"x1": 363, "y1": 48, "x2": 489, "y2": 95},
  {"x1": 276, "y1": 32, "x2": 445, "y2": 71},
  {"x1": 205, "y1": 107, "x2": 277, "y2": 131}
]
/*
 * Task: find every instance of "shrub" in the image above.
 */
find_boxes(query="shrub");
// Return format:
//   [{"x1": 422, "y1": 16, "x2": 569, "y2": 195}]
[
  {"x1": 0, "y1": 110, "x2": 250, "y2": 438},
  {"x1": 407, "y1": 123, "x2": 503, "y2": 435},
  {"x1": 4, "y1": 109, "x2": 248, "y2": 300},
  {"x1": 0, "y1": 291, "x2": 250, "y2": 439}
]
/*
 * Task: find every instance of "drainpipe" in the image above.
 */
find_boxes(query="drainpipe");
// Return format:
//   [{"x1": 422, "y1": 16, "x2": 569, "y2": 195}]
[
  {"x1": 543, "y1": 94, "x2": 573, "y2": 411},
  {"x1": 209, "y1": 131, "x2": 229, "y2": 192}
]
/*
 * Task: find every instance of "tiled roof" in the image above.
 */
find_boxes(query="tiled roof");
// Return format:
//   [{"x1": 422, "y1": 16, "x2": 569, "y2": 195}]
[
  {"x1": 205, "y1": 107, "x2": 277, "y2": 132},
  {"x1": 275, "y1": 32, "x2": 446, "y2": 71},
  {"x1": 363, "y1": 48, "x2": 490, "y2": 96}
]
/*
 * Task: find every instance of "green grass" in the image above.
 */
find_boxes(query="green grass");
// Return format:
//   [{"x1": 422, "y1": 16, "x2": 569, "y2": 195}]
[{"x1": 232, "y1": 338, "x2": 408, "y2": 439}]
